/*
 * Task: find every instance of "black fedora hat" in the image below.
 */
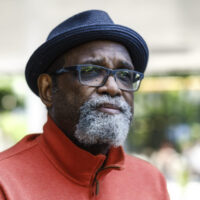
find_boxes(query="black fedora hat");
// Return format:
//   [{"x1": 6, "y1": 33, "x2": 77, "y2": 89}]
[{"x1": 25, "y1": 10, "x2": 149, "y2": 96}]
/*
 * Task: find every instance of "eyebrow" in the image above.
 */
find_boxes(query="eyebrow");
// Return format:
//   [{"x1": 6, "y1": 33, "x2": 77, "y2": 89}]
[
  {"x1": 118, "y1": 60, "x2": 134, "y2": 70},
  {"x1": 81, "y1": 57, "x2": 106, "y2": 66},
  {"x1": 81, "y1": 57, "x2": 134, "y2": 70}
]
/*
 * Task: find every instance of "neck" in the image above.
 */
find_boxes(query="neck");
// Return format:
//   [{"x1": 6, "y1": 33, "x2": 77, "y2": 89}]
[
  {"x1": 77, "y1": 143, "x2": 111, "y2": 155},
  {"x1": 68, "y1": 134, "x2": 111, "y2": 155}
]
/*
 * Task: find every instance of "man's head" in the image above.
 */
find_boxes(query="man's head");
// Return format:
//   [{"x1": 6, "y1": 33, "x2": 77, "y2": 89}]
[
  {"x1": 25, "y1": 10, "x2": 149, "y2": 152},
  {"x1": 37, "y1": 40, "x2": 134, "y2": 148}
]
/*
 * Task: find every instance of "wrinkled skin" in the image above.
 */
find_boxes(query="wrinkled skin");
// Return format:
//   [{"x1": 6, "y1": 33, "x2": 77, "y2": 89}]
[{"x1": 37, "y1": 40, "x2": 134, "y2": 155}]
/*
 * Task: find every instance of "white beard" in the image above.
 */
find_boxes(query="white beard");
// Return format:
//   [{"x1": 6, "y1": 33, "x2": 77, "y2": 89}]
[{"x1": 74, "y1": 95, "x2": 132, "y2": 147}]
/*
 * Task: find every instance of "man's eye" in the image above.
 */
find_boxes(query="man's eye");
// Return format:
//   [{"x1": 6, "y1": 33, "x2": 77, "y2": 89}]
[
  {"x1": 117, "y1": 71, "x2": 132, "y2": 81},
  {"x1": 80, "y1": 66, "x2": 104, "y2": 80}
]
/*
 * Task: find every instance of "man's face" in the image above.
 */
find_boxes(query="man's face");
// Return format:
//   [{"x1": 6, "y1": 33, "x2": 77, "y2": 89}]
[{"x1": 46, "y1": 40, "x2": 134, "y2": 147}]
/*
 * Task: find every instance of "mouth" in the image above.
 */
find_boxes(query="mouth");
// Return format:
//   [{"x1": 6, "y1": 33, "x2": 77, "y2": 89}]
[{"x1": 96, "y1": 103, "x2": 122, "y2": 114}]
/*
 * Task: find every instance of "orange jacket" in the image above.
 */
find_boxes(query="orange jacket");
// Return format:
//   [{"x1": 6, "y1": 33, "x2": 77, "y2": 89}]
[{"x1": 0, "y1": 117, "x2": 170, "y2": 200}]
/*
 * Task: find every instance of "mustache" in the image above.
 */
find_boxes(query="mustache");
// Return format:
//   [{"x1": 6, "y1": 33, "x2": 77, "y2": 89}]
[{"x1": 80, "y1": 95, "x2": 131, "y2": 114}]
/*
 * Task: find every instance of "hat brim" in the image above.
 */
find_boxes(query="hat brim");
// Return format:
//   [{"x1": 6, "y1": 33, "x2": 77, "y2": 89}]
[{"x1": 25, "y1": 24, "x2": 149, "y2": 95}]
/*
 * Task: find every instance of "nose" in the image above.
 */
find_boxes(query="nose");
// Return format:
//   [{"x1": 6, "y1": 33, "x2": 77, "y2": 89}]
[{"x1": 97, "y1": 76, "x2": 122, "y2": 97}]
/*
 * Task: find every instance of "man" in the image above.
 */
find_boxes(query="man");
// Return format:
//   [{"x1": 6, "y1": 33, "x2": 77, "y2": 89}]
[{"x1": 0, "y1": 10, "x2": 170, "y2": 199}]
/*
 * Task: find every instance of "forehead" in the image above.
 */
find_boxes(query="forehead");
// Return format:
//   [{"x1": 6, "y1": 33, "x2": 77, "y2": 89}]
[{"x1": 62, "y1": 40, "x2": 133, "y2": 68}]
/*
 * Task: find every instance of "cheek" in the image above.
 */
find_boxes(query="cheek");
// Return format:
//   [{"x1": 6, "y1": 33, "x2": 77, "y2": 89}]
[
  {"x1": 51, "y1": 78, "x2": 79, "y2": 118},
  {"x1": 76, "y1": 86, "x2": 96, "y2": 108},
  {"x1": 123, "y1": 92, "x2": 134, "y2": 107},
  {"x1": 58, "y1": 79, "x2": 95, "y2": 114}
]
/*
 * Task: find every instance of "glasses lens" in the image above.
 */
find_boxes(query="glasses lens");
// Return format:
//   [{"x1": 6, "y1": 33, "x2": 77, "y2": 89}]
[
  {"x1": 116, "y1": 70, "x2": 142, "y2": 91},
  {"x1": 80, "y1": 65, "x2": 107, "y2": 86}
]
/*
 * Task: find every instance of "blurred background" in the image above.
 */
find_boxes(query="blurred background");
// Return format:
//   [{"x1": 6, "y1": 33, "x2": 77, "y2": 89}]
[{"x1": 0, "y1": 0, "x2": 200, "y2": 199}]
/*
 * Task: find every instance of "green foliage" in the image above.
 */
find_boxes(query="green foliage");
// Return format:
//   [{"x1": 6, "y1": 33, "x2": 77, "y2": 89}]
[
  {"x1": 127, "y1": 91, "x2": 200, "y2": 153},
  {"x1": 0, "y1": 76, "x2": 24, "y2": 111},
  {"x1": 0, "y1": 76, "x2": 26, "y2": 141},
  {"x1": 0, "y1": 112, "x2": 27, "y2": 141}
]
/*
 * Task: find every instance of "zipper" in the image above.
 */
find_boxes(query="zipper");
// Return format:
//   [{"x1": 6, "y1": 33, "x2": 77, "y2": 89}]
[
  {"x1": 95, "y1": 179, "x2": 99, "y2": 195},
  {"x1": 93, "y1": 165, "x2": 121, "y2": 195}
]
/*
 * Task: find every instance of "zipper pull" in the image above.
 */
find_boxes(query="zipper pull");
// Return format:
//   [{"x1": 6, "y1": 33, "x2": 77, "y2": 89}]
[{"x1": 96, "y1": 179, "x2": 99, "y2": 195}]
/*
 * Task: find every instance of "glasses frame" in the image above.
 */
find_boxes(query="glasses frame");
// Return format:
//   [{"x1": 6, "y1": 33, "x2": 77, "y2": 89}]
[{"x1": 50, "y1": 64, "x2": 144, "y2": 92}]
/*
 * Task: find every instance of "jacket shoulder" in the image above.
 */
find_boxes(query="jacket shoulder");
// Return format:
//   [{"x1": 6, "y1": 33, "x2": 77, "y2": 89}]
[
  {"x1": 125, "y1": 153, "x2": 161, "y2": 173},
  {"x1": 124, "y1": 153, "x2": 168, "y2": 187},
  {"x1": 123, "y1": 153, "x2": 170, "y2": 199},
  {"x1": 0, "y1": 134, "x2": 40, "y2": 163}
]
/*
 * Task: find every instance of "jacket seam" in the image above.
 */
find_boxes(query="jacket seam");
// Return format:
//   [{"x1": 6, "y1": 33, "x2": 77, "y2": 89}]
[{"x1": 0, "y1": 142, "x2": 39, "y2": 163}]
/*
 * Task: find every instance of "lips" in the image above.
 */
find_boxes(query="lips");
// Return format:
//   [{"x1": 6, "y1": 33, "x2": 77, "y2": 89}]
[{"x1": 97, "y1": 103, "x2": 122, "y2": 114}]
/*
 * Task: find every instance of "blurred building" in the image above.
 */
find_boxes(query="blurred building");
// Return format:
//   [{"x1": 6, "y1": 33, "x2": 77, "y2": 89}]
[{"x1": 1, "y1": 0, "x2": 200, "y2": 75}]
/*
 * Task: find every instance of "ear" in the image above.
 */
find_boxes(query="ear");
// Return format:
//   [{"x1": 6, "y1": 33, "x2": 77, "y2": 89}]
[{"x1": 37, "y1": 74, "x2": 53, "y2": 107}]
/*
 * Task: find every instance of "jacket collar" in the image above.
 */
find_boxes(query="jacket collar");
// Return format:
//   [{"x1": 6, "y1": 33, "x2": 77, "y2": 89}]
[{"x1": 38, "y1": 116, "x2": 125, "y2": 186}]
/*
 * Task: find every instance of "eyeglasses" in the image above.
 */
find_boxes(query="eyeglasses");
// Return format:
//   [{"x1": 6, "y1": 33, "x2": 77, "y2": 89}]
[{"x1": 51, "y1": 64, "x2": 144, "y2": 92}]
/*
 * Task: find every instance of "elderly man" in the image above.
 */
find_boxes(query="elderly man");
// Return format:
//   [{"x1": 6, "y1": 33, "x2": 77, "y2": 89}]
[{"x1": 0, "y1": 10, "x2": 170, "y2": 199}]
